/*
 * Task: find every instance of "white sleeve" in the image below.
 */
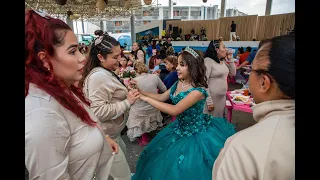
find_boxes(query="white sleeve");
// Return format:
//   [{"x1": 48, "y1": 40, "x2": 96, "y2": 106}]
[
  {"x1": 87, "y1": 74, "x2": 130, "y2": 122},
  {"x1": 204, "y1": 59, "x2": 214, "y2": 105},
  {"x1": 212, "y1": 135, "x2": 257, "y2": 180},
  {"x1": 25, "y1": 108, "x2": 71, "y2": 180},
  {"x1": 225, "y1": 60, "x2": 237, "y2": 77}
]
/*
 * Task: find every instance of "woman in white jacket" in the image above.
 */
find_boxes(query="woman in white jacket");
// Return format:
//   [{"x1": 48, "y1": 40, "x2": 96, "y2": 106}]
[
  {"x1": 82, "y1": 33, "x2": 140, "y2": 180},
  {"x1": 212, "y1": 34, "x2": 295, "y2": 180},
  {"x1": 25, "y1": 10, "x2": 118, "y2": 180}
]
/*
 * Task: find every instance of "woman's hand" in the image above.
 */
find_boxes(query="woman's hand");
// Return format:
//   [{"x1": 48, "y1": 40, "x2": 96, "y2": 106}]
[
  {"x1": 139, "y1": 94, "x2": 149, "y2": 102},
  {"x1": 128, "y1": 79, "x2": 139, "y2": 90},
  {"x1": 106, "y1": 136, "x2": 119, "y2": 154},
  {"x1": 127, "y1": 89, "x2": 140, "y2": 105}
]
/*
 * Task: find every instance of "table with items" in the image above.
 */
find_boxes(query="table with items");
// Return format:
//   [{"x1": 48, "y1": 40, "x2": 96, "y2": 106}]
[{"x1": 225, "y1": 89, "x2": 255, "y2": 122}]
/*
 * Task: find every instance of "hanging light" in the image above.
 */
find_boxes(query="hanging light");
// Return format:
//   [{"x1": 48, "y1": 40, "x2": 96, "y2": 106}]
[
  {"x1": 88, "y1": 9, "x2": 96, "y2": 17},
  {"x1": 25, "y1": 0, "x2": 142, "y2": 18},
  {"x1": 203, "y1": 0, "x2": 208, "y2": 3},
  {"x1": 96, "y1": 0, "x2": 107, "y2": 10},
  {"x1": 55, "y1": 0, "x2": 68, "y2": 5},
  {"x1": 73, "y1": 0, "x2": 83, "y2": 3},
  {"x1": 124, "y1": 2, "x2": 130, "y2": 10}
]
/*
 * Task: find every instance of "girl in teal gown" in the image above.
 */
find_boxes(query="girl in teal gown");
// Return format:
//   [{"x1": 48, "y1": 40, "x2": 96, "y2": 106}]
[{"x1": 132, "y1": 47, "x2": 236, "y2": 180}]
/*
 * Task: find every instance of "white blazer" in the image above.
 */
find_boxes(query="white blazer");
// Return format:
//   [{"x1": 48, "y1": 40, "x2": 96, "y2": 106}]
[{"x1": 25, "y1": 83, "x2": 113, "y2": 180}]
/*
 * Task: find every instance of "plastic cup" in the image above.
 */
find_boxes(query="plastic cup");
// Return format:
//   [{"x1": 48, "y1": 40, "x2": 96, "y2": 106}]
[{"x1": 243, "y1": 89, "x2": 249, "y2": 96}]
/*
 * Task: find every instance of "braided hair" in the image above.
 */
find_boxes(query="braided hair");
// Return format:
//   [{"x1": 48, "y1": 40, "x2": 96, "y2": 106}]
[{"x1": 81, "y1": 32, "x2": 120, "y2": 84}]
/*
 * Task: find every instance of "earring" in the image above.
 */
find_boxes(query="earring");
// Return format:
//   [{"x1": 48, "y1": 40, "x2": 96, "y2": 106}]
[{"x1": 48, "y1": 68, "x2": 50, "y2": 71}]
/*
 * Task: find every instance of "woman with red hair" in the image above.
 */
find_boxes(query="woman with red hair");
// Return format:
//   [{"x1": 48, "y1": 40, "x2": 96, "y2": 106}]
[
  {"x1": 25, "y1": 10, "x2": 119, "y2": 180},
  {"x1": 148, "y1": 55, "x2": 157, "y2": 73}
]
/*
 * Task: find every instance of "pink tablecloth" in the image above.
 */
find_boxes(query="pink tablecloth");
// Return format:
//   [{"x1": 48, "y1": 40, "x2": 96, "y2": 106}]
[{"x1": 226, "y1": 91, "x2": 252, "y2": 113}]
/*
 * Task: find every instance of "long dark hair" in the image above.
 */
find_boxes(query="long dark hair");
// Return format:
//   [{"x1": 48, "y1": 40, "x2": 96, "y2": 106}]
[
  {"x1": 205, "y1": 40, "x2": 222, "y2": 63},
  {"x1": 132, "y1": 42, "x2": 146, "y2": 64},
  {"x1": 81, "y1": 33, "x2": 120, "y2": 84},
  {"x1": 178, "y1": 50, "x2": 208, "y2": 88}
]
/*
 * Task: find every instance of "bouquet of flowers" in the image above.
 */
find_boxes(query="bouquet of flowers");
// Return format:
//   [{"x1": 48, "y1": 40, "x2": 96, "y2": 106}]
[
  {"x1": 119, "y1": 66, "x2": 136, "y2": 79},
  {"x1": 119, "y1": 67, "x2": 136, "y2": 87}
]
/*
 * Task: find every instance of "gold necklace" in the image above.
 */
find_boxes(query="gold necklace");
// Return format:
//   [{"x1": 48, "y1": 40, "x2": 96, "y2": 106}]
[{"x1": 182, "y1": 82, "x2": 191, "y2": 88}]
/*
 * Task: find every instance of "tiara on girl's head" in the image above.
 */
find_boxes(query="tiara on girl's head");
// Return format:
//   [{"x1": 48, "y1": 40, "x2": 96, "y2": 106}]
[{"x1": 184, "y1": 46, "x2": 199, "y2": 58}]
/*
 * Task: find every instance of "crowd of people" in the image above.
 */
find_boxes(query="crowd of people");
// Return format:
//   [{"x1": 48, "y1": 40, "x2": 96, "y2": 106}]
[{"x1": 25, "y1": 9, "x2": 295, "y2": 180}]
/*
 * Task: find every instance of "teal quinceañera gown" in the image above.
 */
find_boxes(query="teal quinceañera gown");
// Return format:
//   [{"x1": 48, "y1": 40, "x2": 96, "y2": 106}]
[{"x1": 132, "y1": 82, "x2": 236, "y2": 180}]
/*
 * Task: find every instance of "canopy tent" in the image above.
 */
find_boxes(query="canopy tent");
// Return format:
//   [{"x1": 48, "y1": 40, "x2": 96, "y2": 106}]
[{"x1": 25, "y1": 0, "x2": 145, "y2": 20}]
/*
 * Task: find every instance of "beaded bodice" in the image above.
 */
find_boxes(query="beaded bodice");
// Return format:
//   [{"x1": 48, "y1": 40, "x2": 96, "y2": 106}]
[{"x1": 170, "y1": 82, "x2": 212, "y2": 137}]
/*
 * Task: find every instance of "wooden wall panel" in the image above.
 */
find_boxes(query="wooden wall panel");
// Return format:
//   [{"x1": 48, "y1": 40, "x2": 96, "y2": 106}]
[
  {"x1": 218, "y1": 15, "x2": 258, "y2": 41},
  {"x1": 256, "y1": 13, "x2": 295, "y2": 40},
  {"x1": 164, "y1": 13, "x2": 295, "y2": 41}
]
